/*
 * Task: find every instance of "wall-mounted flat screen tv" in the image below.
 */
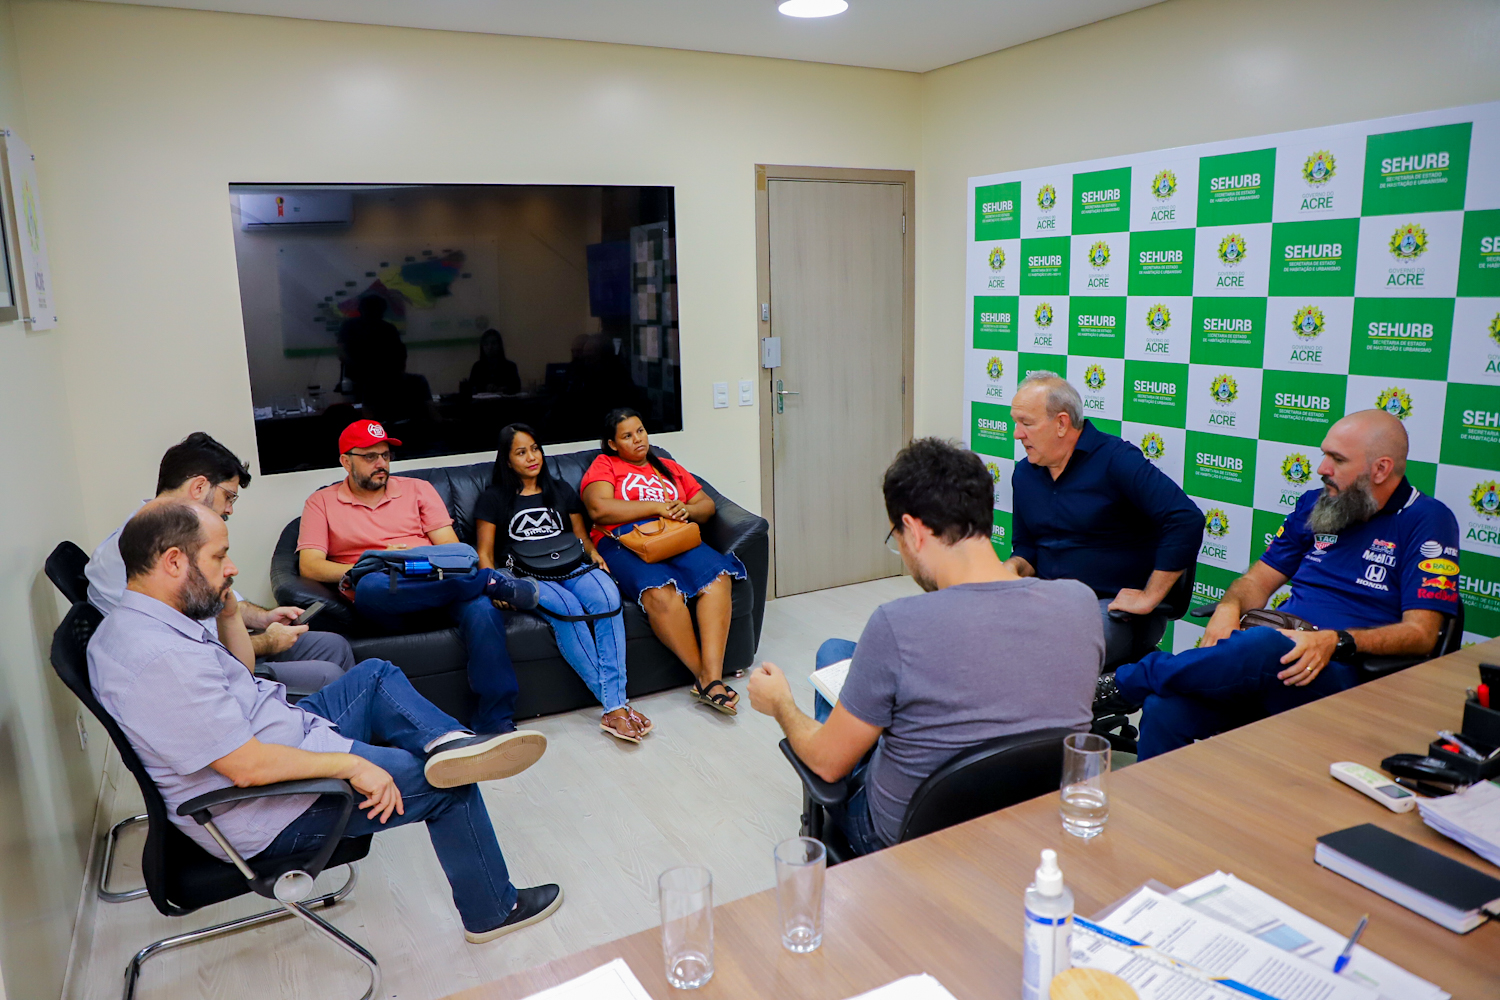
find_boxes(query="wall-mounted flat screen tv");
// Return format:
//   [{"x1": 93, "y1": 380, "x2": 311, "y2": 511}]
[{"x1": 228, "y1": 183, "x2": 679, "y2": 475}]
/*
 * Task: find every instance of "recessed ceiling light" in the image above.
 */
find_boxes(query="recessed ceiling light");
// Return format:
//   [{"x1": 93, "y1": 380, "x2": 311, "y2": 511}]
[{"x1": 778, "y1": 0, "x2": 849, "y2": 18}]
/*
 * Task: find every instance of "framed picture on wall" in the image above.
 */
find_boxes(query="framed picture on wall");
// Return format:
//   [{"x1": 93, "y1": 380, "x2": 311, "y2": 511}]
[
  {"x1": 0, "y1": 130, "x2": 56, "y2": 329},
  {"x1": 0, "y1": 133, "x2": 18, "y2": 324}
]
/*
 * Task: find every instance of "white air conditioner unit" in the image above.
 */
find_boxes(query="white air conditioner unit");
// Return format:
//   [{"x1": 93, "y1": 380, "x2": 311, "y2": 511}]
[{"x1": 239, "y1": 192, "x2": 353, "y2": 229}]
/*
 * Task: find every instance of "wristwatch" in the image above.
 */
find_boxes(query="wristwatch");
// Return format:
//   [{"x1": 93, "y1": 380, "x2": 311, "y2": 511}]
[{"x1": 1333, "y1": 629, "x2": 1357, "y2": 661}]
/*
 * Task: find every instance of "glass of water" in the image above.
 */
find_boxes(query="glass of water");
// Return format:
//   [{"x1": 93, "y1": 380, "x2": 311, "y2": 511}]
[
  {"x1": 659, "y1": 866, "x2": 714, "y2": 989},
  {"x1": 1060, "y1": 732, "x2": 1111, "y2": 838},
  {"x1": 774, "y1": 837, "x2": 826, "y2": 953}
]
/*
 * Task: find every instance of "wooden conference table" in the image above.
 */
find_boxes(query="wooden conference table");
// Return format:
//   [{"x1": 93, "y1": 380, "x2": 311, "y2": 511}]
[{"x1": 454, "y1": 639, "x2": 1500, "y2": 1000}]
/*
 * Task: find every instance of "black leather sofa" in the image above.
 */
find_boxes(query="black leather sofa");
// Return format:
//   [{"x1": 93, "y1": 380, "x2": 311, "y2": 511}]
[{"x1": 270, "y1": 447, "x2": 769, "y2": 724}]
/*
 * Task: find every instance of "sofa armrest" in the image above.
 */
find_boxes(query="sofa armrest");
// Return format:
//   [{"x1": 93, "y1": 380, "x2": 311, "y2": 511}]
[
  {"x1": 694, "y1": 476, "x2": 770, "y2": 649},
  {"x1": 270, "y1": 519, "x2": 360, "y2": 633}
]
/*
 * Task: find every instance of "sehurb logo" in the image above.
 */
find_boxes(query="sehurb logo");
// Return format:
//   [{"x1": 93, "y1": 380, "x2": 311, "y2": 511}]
[
  {"x1": 1205, "y1": 508, "x2": 1231, "y2": 538},
  {"x1": 1037, "y1": 184, "x2": 1058, "y2": 211},
  {"x1": 1292, "y1": 305, "x2": 1325, "y2": 339},
  {"x1": 1088, "y1": 240, "x2": 1111, "y2": 268},
  {"x1": 1084, "y1": 364, "x2": 1107, "y2": 391},
  {"x1": 1471, "y1": 480, "x2": 1500, "y2": 519},
  {"x1": 1210, "y1": 373, "x2": 1239, "y2": 405},
  {"x1": 986, "y1": 356, "x2": 1004, "y2": 380},
  {"x1": 1034, "y1": 302, "x2": 1054, "y2": 328},
  {"x1": 988, "y1": 247, "x2": 1006, "y2": 271},
  {"x1": 1376, "y1": 386, "x2": 1414, "y2": 420},
  {"x1": 1146, "y1": 303, "x2": 1171, "y2": 332},
  {"x1": 1152, "y1": 169, "x2": 1177, "y2": 200},
  {"x1": 1281, "y1": 453, "x2": 1313, "y2": 486},
  {"x1": 1303, "y1": 150, "x2": 1336, "y2": 185},
  {"x1": 1140, "y1": 432, "x2": 1166, "y2": 461},
  {"x1": 1218, "y1": 233, "x2": 1248, "y2": 266},
  {"x1": 1389, "y1": 222, "x2": 1428, "y2": 260}
]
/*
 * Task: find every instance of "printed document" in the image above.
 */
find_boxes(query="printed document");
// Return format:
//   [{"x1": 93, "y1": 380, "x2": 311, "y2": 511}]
[
  {"x1": 844, "y1": 974, "x2": 959, "y2": 1000},
  {"x1": 517, "y1": 958, "x2": 653, "y2": 1000},
  {"x1": 1172, "y1": 871, "x2": 1447, "y2": 1000}
]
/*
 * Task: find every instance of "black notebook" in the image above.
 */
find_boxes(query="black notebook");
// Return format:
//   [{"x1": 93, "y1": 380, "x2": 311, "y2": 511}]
[{"x1": 1315, "y1": 823, "x2": 1500, "y2": 933}]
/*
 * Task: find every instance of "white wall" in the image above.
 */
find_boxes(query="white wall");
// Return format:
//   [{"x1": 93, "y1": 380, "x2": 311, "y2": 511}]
[
  {"x1": 915, "y1": 0, "x2": 1500, "y2": 441},
  {"x1": 12, "y1": 0, "x2": 921, "y2": 602}
]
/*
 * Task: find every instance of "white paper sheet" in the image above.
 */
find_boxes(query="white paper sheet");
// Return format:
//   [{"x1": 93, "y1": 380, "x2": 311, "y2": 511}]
[
  {"x1": 1089, "y1": 887, "x2": 1380, "y2": 1000},
  {"x1": 1072, "y1": 919, "x2": 1273, "y2": 999},
  {"x1": 1418, "y1": 778, "x2": 1500, "y2": 868},
  {"x1": 845, "y1": 974, "x2": 959, "y2": 1000},
  {"x1": 811, "y1": 657, "x2": 852, "y2": 704},
  {"x1": 518, "y1": 958, "x2": 654, "y2": 1000},
  {"x1": 1172, "y1": 871, "x2": 1448, "y2": 1000}
]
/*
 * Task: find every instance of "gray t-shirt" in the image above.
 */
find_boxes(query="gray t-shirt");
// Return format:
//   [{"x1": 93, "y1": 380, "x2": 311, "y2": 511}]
[
  {"x1": 839, "y1": 577, "x2": 1102, "y2": 846},
  {"x1": 88, "y1": 591, "x2": 352, "y2": 860}
]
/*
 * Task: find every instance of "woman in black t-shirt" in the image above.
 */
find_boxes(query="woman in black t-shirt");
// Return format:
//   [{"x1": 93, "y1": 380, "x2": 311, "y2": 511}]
[{"x1": 475, "y1": 424, "x2": 649, "y2": 743}]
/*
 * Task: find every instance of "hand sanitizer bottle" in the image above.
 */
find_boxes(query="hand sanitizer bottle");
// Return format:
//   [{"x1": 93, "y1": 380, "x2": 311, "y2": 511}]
[{"x1": 1022, "y1": 849, "x2": 1073, "y2": 1000}]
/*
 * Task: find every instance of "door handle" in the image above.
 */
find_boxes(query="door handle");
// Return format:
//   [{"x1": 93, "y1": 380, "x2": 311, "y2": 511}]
[
  {"x1": 775, "y1": 380, "x2": 799, "y2": 414},
  {"x1": 774, "y1": 389, "x2": 800, "y2": 395}
]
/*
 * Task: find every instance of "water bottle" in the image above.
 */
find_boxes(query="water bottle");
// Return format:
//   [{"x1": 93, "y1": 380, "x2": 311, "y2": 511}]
[{"x1": 1022, "y1": 849, "x2": 1073, "y2": 1000}]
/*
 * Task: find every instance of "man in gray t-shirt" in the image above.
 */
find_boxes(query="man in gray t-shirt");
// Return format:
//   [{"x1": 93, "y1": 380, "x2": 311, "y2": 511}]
[{"x1": 749, "y1": 439, "x2": 1102, "y2": 855}]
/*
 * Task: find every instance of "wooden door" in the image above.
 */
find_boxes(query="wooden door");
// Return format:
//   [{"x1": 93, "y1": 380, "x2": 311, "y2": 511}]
[{"x1": 768, "y1": 179, "x2": 907, "y2": 596}]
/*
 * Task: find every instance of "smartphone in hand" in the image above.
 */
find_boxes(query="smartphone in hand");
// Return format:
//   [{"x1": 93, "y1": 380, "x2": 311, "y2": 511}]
[{"x1": 292, "y1": 601, "x2": 327, "y2": 627}]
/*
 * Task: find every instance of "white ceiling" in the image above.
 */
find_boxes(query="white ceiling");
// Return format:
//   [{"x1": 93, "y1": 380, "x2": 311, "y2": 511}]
[{"x1": 87, "y1": 0, "x2": 1167, "y2": 73}]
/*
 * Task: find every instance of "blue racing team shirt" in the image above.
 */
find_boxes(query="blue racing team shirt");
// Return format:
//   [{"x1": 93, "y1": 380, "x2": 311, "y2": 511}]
[{"x1": 1261, "y1": 478, "x2": 1461, "y2": 631}]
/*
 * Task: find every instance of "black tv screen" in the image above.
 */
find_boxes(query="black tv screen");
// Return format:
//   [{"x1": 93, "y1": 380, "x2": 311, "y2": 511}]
[{"x1": 229, "y1": 183, "x2": 679, "y2": 475}]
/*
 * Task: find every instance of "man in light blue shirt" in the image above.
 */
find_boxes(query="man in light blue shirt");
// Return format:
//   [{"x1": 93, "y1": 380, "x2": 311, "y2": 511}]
[
  {"x1": 89, "y1": 499, "x2": 563, "y2": 943},
  {"x1": 86, "y1": 431, "x2": 352, "y2": 693}
]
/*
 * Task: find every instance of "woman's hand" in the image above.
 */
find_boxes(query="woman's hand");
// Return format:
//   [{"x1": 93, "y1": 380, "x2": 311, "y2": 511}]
[
  {"x1": 657, "y1": 500, "x2": 689, "y2": 521},
  {"x1": 590, "y1": 549, "x2": 609, "y2": 571}
]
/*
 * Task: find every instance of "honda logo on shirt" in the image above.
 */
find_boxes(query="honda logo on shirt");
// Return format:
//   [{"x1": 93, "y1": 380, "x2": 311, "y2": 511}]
[{"x1": 1363, "y1": 564, "x2": 1387, "y2": 583}]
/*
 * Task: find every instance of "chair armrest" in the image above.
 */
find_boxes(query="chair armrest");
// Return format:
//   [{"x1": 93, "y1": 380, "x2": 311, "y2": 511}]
[
  {"x1": 695, "y1": 476, "x2": 771, "y2": 648},
  {"x1": 778, "y1": 739, "x2": 849, "y2": 809},
  {"x1": 181, "y1": 778, "x2": 359, "y2": 892},
  {"x1": 270, "y1": 519, "x2": 360, "y2": 633}
]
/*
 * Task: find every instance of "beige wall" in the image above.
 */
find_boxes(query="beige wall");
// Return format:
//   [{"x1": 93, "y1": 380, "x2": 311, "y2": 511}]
[
  {"x1": 915, "y1": 0, "x2": 1500, "y2": 441},
  {"x1": 12, "y1": 0, "x2": 921, "y2": 604},
  {"x1": 0, "y1": 1, "x2": 105, "y2": 998}
]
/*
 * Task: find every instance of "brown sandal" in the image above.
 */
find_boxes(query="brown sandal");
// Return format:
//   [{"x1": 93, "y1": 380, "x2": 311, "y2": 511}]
[
  {"x1": 690, "y1": 679, "x2": 738, "y2": 716},
  {"x1": 601, "y1": 708, "x2": 644, "y2": 743}
]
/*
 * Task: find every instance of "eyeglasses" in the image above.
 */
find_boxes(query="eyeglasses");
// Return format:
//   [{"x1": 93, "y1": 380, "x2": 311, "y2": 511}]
[
  {"x1": 214, "y1": 484, "x2": 239, "y2": 507},
  {"x1": 346, "y1": 450, "x2": 391, "y2": 464},
  {"x1": 884, "y1": 526, "x2": 901, "y2": 555}
]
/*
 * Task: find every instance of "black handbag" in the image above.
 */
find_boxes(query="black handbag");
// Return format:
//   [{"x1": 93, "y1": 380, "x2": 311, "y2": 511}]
[{"x1": 507, "y1": 532, "x2": 589, "y2": 581}]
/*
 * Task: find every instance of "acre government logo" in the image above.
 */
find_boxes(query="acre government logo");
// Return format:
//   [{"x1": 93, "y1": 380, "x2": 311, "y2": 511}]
[
  {"x1": 1037, "y1": 184, "x2": 1058, "y2": 211},
  {"x1": 1146, "y1": 303, "x2": 1171, "y2": 333},
  {"x1": 1205, "y1": 508, "x2": 1231, "y2": 538},
  {"x1": 1472, "y1": 480, "x2": 1500, "y2": 519},
  {"x1": 1152, "y1": 169, "x2": 1177, "y2": 200},
  {"x1": 1210, "y1": 373, "x2": 1239, "y2": 405},
  {"x1": 1390, "y1": 222, "x2": 1428, "y2": 261},
  {"x1": 1375, "y1": 386, "x2": 1413, "y2": 420},
  {"x1": 1218, "y1": 233, "x2": 1248, "y2": 266},
  {"x1": 1034, "y1": 302, "x2": 1054, "y2": 328},
  {"x1": 1281, "y1": 453, "x2": 1314, "y2": 486},
  {"x1": 1303, "y1": 150, "x2": 1336, "y2": 185},
  {"x1": 988, "y1": 247, "x2": 1006, "y2": 271},
  {"x1": 986, "y1": 356, "x2": 1004, "y2": 381},
  {"x1": 1489, "y1": 312, "x2": 1500, "y2": 349},
  {"x1": 1140, "y1": 432, "x2": 1166, "y2": 461},
  {"x1": 1088, "y1": 240, "x2": 1111, "y2": 268},
  {"x1": 1083, "y1": 364, "x2": 1107, "y2": 391},
  {"x1": 1293, "y1": 305, "x2": 1325, "y2": 339}
]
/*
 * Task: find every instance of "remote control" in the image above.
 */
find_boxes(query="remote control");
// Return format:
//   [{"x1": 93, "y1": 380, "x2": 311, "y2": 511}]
[{"x1": 1330, "y1": 761, "x2": 1416, "y2": 812}]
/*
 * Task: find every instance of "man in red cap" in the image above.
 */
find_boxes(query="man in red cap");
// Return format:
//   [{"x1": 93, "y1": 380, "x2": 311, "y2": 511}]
[{"x1": 297, "y1": 420, "x2": 538, "y2": 732}]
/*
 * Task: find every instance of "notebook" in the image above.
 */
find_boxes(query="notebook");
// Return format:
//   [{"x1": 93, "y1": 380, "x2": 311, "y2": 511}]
[
  {"x1": 810, "y1": 657, "x2": 851, "y2": 705},
  {"x1": 1314, "y1": 823, "x2": 1500, "y2": 933}
]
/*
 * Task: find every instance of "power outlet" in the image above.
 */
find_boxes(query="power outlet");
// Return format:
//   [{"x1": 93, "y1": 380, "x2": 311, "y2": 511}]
[{"x1": 738, "y1": 379, "x2": 753, "y2": 405}]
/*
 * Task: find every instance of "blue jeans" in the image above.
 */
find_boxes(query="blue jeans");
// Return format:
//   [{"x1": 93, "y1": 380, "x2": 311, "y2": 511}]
[
  {"x1": 810, "y1": 638, "x2": 887, "y2": 858},
  {"x1": 260, "y1": 659, "x2": 518, "y2": 933},
  {"x1": 354, "y1": 569, "x2": 518, "y2": 733},
  {"x1": 1114, "y1": 626, "x2": 1359, "y2": 760},
  {"x1": 535, "y1": 568, "x2": 628, "y2": 712}
]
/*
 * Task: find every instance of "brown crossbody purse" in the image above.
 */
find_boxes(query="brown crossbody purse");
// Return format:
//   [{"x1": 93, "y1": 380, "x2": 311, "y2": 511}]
[
  {"x1": 613, "y1": 517, "x2": 701, "y2": 564},
  {"x1": 1239, "y1": 608, "x2": 1319, "y2": 632}
]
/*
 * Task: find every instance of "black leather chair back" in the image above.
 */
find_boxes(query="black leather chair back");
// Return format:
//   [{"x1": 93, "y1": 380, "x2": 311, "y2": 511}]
[
  {"x1": 895, "y1": 727, "x2": 1075, "y2": 843},
  {"x1": 45, "y1": 540, "x2": 92, "y2": 605},
  {"x1": 1158, "y1": 562, "x2": 1197, "y2": 621}
]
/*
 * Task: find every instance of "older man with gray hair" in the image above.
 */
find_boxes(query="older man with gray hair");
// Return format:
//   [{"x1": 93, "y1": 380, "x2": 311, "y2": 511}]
[{"x1": 1005, "y1": 371, "x2": 1204, "y2": 667}]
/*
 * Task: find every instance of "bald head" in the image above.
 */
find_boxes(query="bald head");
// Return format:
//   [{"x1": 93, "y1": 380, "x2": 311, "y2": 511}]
[
  {"x1": 1330, "y1": 409, "x2": 1408, "y2": 476},
  {"x1": 121, "y1": 499, "x2": 236, "y2": 619},
  {"x1": 121, "y1": 498, "x2": 217, "y2": 579},
  {"x1": 1315, "y1": 408, "x2": 1409, "y2": 519}
]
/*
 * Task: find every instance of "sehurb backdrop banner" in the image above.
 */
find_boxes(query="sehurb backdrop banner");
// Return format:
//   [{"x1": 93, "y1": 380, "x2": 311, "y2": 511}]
[{"x1": 965, "y1": 101, "x2": 1500, "y2": 650}]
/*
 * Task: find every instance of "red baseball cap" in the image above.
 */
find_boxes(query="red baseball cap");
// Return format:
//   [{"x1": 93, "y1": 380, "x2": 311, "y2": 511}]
[{"x1": 339, "y1": 420, "x2": 402, "y2": 454}]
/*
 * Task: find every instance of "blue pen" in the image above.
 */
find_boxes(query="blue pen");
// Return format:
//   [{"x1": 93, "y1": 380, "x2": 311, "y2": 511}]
[{"x1": 1332, "y1": 913, "x2": 1369, "y2": 975}]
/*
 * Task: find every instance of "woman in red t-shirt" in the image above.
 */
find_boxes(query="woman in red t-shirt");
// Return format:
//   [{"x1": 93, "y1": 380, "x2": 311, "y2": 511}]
[{"x1": 581, "y1": 409, "x2": 747, "y2": 715}]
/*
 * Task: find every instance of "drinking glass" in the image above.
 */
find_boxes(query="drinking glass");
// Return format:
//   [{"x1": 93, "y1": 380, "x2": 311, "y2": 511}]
[
  {"x1": 1060, "y1": 732, "x2": 1111, "y2": 838},
  {"x1": 774, "y1": 837, "x2": 826, "y2": 953},
  {"x1": 659, "y1": 866, "x2": 714, "y2": 989}
]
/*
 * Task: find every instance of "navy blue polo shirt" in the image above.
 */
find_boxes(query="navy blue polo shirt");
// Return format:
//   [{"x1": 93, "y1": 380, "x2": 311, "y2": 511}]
[
  {"x1": 1263, "y1": 478, "x2": 1461, "y2": 631},
  {"x1": 1011, "y1": 421, "x2": 1204, "y2": 598}
]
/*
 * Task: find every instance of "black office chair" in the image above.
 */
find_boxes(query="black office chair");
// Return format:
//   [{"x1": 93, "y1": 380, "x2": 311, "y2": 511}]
[
  {"x1": 45, "y1": 539, "x2": 92, "y2": 605},
  {"x1": 1186, "y1": 599, "x2": 1465, "y2": 682},
  {"x1": 1090, "y1": 564, "x2": 1198, "y2": 755},
  {"x1": 50, "y1": 601, "x2": 379, "y2": 1000},
  {"x1": 779, "y1": 728, "x2": 1073, "y2": 865}
]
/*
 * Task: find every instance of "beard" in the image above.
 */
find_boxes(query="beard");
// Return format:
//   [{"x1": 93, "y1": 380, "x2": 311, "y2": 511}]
[
  {"x1": 179, "y1": 561, "x2": 231, "y2": 620},
  {"x1": 352, "y1": 467, "x2": 388, "y2": 492},
  {"x1": 1306, "y1": 473, "x2": 1380, "y2": 535}
]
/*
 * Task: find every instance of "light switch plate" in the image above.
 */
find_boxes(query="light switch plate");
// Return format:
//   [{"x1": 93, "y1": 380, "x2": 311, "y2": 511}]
[
  {"x1": 738, "y1": 379, "x2": 753, "y2": 405},
  {"x1": 712, "y1": 382, "x2": 729, "y2": 408}
]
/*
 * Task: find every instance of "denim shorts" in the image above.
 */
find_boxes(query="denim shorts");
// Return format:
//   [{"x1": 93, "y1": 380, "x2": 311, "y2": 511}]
[{"x1": 597, "y1": 522, "x2": 746, "y2": 608}]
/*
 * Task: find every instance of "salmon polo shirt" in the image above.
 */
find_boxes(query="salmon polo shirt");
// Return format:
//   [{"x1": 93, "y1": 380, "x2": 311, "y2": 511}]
[{"x1": 296, "y1": 476, "x2": 454, "y2": 565}]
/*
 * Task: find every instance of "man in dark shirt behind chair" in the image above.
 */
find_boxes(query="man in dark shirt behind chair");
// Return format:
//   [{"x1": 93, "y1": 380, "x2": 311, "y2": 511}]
[{"x1": 1004, "y1": 372, "x2": 1204, "y2": 667}]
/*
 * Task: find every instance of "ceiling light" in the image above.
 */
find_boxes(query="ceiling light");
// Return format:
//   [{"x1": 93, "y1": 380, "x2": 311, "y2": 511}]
[{"x1": 778, "y1": 0, "x2": 849, "y2": 18}]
